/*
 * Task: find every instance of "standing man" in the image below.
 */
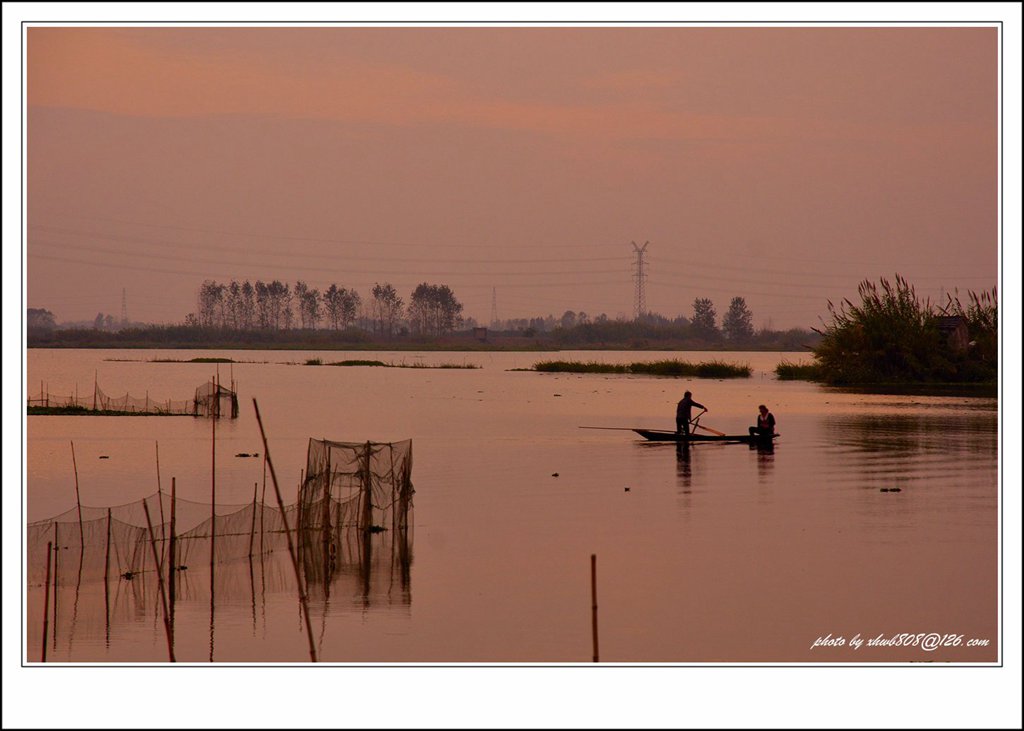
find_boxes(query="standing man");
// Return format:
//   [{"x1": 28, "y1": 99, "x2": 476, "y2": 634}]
[
  {"x1": 749, "y1": 404, "x2": 776, "y2": 438},
  {"x1": 676, "y1": 391, "x2": 707, "y2": 436}
]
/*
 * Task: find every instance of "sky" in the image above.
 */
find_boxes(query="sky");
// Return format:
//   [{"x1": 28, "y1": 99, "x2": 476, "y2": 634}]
[{"x1": 25, "y1": 25, "x2": 999, "y2": 329}]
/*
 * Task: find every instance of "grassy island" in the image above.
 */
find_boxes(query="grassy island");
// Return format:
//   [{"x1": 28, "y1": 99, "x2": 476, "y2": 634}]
[{"x1": 532, "y1": 359, "x2": 752, "y2": 378}]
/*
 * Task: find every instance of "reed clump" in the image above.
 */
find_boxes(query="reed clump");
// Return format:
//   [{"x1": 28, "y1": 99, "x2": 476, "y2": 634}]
[
  {"x1": 813, "y1": 275, "x2": 997, "y2": 385},
  {"x1": 775, "y1": 360, "x2": 824, "y2": 381},
  {"x1": 533, "y1": 359, "x2": 751, "y2": 378},
  {"x1": 149, "y1": 357, "x2": 236, "y2": 363},
  {"x1": 304, "y1": 359, "x2": 478, "y2": 369}
]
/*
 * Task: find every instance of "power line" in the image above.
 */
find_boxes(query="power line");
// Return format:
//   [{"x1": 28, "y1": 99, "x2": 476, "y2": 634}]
[
  {"x1": 35, "y1": 212, "x2": 628, "y2": 252},
  {"x1": 27, "y1": 252, "x2": 629, "y2": 290},
  {"x1": 29, "y1": 224, "x2": 631, "y2": 266},
  {"x1": 28, "y1": 239, "x2": 628, "y2": 279}
]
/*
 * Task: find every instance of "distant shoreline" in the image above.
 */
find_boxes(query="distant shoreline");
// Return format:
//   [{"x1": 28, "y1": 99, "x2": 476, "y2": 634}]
[{"x1": 25, "y1": 341, "x2": 813, "y2": 353}]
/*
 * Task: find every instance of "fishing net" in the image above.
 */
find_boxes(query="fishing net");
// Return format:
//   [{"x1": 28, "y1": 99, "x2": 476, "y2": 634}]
[
  {"x1": 26, "y1": 440, "x2": 415, "y2": 658},
  {"x1": 27, "y1": 494, "x2": 414, "y2": 660},
  {"x1": 297, "y1": 439, "x2": 414, "y2": 587},
  {"x1": 26, "y1": 493, "x2": 292, "y2": 588},
  {"x1": 26, "y1": 380, "x2": 238, "y2": 417}
]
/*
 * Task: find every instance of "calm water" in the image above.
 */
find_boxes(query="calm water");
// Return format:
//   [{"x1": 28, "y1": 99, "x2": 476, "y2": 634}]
[{"x1": 24, "y1": 349, "x2": 999, "y2": 663}]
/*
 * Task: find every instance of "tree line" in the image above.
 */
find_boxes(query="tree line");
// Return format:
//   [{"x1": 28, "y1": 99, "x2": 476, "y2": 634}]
[
  {"x1": 189, "y1": 279, "x2": 465, "y2": 337},
  {"x1": 190, "y1": 280, "x2": 758, "y2": 341},
  {"x1": 498, "y1": 296, "x2": 759, "y2": 343}
]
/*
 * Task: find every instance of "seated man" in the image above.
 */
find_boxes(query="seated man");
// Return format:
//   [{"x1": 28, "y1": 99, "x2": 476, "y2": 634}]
[{"x1": 749, "y1": 404, "x2": 775, "y2": 437}]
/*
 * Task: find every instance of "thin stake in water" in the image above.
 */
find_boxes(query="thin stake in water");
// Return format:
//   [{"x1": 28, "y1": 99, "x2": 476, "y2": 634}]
[
  {"x1": 591, "y1": 554, "x2": 599, "y2": 663},
  {"x1": 41, "y1": 541, "x2": 53, "y2": 662},
  {"x1": 253, "y1": 398, "x2": 318, "y2": 663},
  {"x1": 142, "y1": 500, "x2": 175, "y2": 662}
]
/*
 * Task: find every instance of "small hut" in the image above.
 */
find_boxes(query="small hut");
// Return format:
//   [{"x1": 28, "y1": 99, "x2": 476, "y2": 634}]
[{"x1": 935, "y1": 316, "x2": 969, "y2": 353}]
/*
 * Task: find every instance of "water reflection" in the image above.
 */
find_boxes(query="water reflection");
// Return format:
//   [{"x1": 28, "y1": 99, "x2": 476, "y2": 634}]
[
  {"x1": 675, "y1": 442, "x2": 692, "y2": 491},
  {"x1": 301, "y1": 527, "x2": 413, "y2": 610},
  {"x1": 27, "y1": 524, "x2": 413, "y2": 662},
  {"x1": 751, "y1": 441, "x2": 775, "y2": 481},
  {"x1": 825, "y1": 413, "x2": 997, "y2": 458}
]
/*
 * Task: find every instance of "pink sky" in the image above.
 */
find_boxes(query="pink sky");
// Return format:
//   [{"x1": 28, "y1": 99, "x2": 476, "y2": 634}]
[{"x1": 26, "y1": 26, "x2": 998, "y2": 327}]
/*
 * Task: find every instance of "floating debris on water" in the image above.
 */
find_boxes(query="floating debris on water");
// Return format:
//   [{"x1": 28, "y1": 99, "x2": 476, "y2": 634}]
[
  {"x1": 624, "y1": 487, "x2": 631, "y2": 492},
  {"x1": 880, "y1": 487, "x2": 903, "y2": 493},
  {"x1": 552, "y1": 472, "x2": 559, "y2": 477},
  {"x1": 99, "y1": 455, "x2": 110, "y2": 459},
  {"x1": 234, "y1": 452, "x2": 259, "y2": 458}
]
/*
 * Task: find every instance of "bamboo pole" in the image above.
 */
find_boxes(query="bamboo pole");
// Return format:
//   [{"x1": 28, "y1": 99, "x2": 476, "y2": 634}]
[
  {"x1": 361, "y1": 442, "x2": 373, "y2": 533},
  {"x1": 70, "y1": 442, "x2": 84, "y2": 551},
  {"x1": 253, "y1": 398, "x2": 317, "y2": 662},
  {"x1": 104, "y1": 508, "x2": 111, "y2": 641},
  {"x1": 168, "y1": 478, "x2": 176, "y2": 623},
  {"x1": 155, "y1": 442, "x2": 165, "y2": 564},
  {"x1": 322, "y1": 450, "x2": 332, "y2": 572},
  {"x1": 591, "y1": 554, "x2": 599, "y2": 663},
  {"x1": 248, "y1": 482, "x2": 258, "y2": 558},
  {"x1": 52, "y1": 523, "x2": 59, "y2": 647},
  {"x1": 259, "y1": 454, "x2": 267, "y2": 555},
  {"x1": 297, "y1": 470, "x2": 303, "y2": 566},
  {"x1": 93, "y1": 371, "x2": 97, "y2": 411},
  {"x1": 104, "y1": 507, "x2": 111, "y2": 585},
  {"x1": 142, "y1": 500, "x2": 175, "y2": 662},
  {"x1": 211, "y1": 378, "x2": 216, "y2": 595},
  {"x1": 41, "y1": 541, "x2": 52, "y2": 662}
]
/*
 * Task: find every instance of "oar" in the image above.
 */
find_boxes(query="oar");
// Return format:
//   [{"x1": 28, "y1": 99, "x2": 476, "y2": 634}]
[
  {"x1": 579, "y1": 426, "x2": 638, "y2": 431},
  {"x1": 691, "y1": 412, "x2": 726, "y2": 437},
  {"x1": 579, "y1": 426, "x2": 677, "y2": 434}
]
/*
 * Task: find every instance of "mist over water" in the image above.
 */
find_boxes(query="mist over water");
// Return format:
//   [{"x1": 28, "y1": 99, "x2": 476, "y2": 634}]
[{"x1": 26, "y1": 349, "x2": 997, "y2": 662}]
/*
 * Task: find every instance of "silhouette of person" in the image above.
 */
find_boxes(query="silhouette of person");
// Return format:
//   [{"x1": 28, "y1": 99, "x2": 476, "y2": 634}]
[
  {"x1": 748, "y1": 404, "x2": 776, "y2": 438},
  {"x1": 676, "y1": 391, "x2": 707, "y2": 435}
]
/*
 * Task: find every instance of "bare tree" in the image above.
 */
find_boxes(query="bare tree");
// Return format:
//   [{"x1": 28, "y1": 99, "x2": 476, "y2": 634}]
[
  {"x1": 197, "y1": 280, "x2": 224, "y2": 328},
  {"x1": 294, "y1": 281, "x2": 310, "y2": 328},
  {"x1": 370, "y1": 282, "x2": 404, "y2": 337},
  {"x1": 339, "y1": 288, "x2": 361, "y2": 328},
  {"x1": 226, "y1": 280, "x2": 242, "y2": 330},
  {"x1": 254, "y1": 280, "x2": 271, "y2": 329},
  {"x1": 324, "y1": 284, "x2": 342, "y2": 330},
  {"x1": 240, "y1": 280, "x2": 256, "y2": 330},
  {"x1": 408, "y1": 283, "x2": 464, "y2": 336},
  {"x1": 301, "y1": 286, "x2": 322, "y2": 329}
]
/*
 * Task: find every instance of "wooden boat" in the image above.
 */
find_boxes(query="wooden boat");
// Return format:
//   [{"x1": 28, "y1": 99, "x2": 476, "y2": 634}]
[{"x1": 632, "y1": 428, "x2": 779, "y2": 444}]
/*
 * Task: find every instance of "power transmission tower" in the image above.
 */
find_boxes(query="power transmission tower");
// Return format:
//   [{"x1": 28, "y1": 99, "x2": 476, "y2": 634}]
[
  {"x1": 490, "y1": 287, "x2": 498, "y2": 328},
  {"x1": 631, "y1": 241, "x2": 649, "y2": 320},
  {"x1": 121, "y1": 288, "x2": 128, "y2": 327}
]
